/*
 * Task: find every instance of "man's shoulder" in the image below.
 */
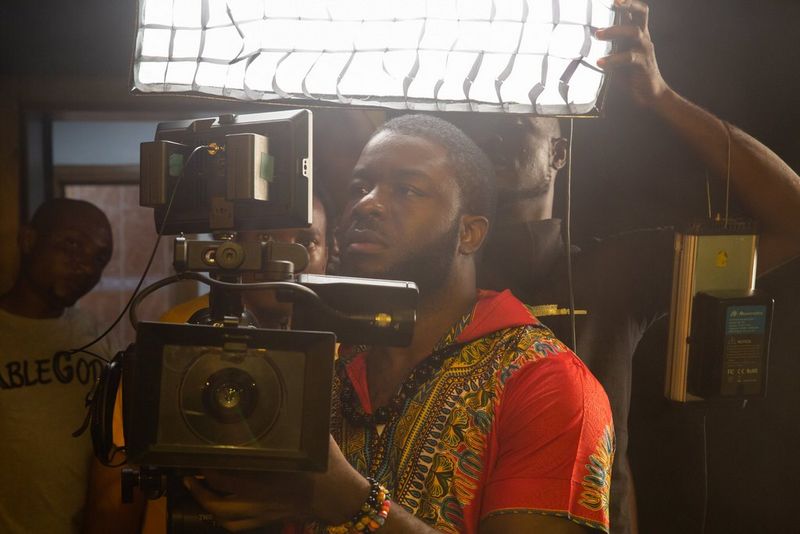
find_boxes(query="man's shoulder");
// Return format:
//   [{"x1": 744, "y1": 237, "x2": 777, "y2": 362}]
[
  {"x1": 514, "y1": 321, "x2": 573, "y2": 360},
  {"x1": 488, "y1": 325, "x2": 612, "y2": 459},
  {"x1": 481, "y1": 321, "x2": 605, "y2": 397},
  {"x1": 472, "y1": 321, "x2": 580, "y2": 380},
  {"x1": 67, "y1": 305, "x2": 101, "y2": 323},
  {"x1": 1, "y1": 310, "x2": 104, "y2": 364}
]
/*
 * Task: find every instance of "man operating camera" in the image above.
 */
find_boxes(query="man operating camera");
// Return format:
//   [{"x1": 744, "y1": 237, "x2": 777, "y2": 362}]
[{"x1": 184, "y1": 114, "x2": 614, "y2": 534}]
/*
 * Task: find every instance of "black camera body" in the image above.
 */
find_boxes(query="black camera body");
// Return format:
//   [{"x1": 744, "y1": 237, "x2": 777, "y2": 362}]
[
  {"x1": 124, "y1": 322, "x2": 335, "y2": 472},
  {"x1": 86, "y1": 109, "x2": 418, "y2": 532}
]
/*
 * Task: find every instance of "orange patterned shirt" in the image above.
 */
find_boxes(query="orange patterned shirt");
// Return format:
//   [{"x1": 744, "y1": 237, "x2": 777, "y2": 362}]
[{"x1": 329, "y1": 290, "x2": 614, "y2": 533}]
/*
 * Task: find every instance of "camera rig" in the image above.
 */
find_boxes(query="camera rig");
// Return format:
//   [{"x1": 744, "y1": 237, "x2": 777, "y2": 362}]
[{"x1": 87, "y1": 109, "x2": 418, "y2": 532}]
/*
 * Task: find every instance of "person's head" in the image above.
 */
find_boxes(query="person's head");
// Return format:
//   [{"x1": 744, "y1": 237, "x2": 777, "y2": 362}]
[
  {"x1": 447, "y1": 114, "x2": 568, "y2": 217},
  {"x1": 18, "y1": 198, "x2": 113, "y2": 311},
  {"x1": 338, "y1": 114, "x2": 495, "y2": 296},
  {"x1": 240, "y1": 194, "x2": 330, "y2": 326}
]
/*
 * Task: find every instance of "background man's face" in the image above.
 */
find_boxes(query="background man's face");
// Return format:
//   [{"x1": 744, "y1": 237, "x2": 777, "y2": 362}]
[
  {"x1": 337, "y1": 131, "x2": 463, "y2": 293},
  {"x1": 240, "y1": 198, "x2": 328, "y2": 321},
  {"x1": 27, "y1": 216, "x2": 112, "y2": 308},
  {"x1": 457, "y1": 116, "x2": 556, "y2": 197}
]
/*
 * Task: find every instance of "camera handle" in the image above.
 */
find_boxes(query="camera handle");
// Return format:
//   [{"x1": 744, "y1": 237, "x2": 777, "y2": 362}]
[
  {"x1": 121, "y1": 465, "x2": 166, "y2": 502},
  {"x1": 207, "y1": 274, "x2": 250, "y2": 328},
  {"x1": 175, "y1": 232, "x2": 304, "y2": 328},
  {"x1": 121, "y1": 466, "x2": 274, "y2": 533}
]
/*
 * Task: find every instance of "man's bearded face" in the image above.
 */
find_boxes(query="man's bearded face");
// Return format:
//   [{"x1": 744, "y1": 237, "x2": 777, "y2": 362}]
[{"x1": 337, "y1": 131, "x2": 463, "y2": 295}]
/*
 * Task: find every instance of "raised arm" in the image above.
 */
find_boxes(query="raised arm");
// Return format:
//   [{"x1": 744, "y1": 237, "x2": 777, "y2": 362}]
[{"x1": 596, "y1": 0, "x2": 800, "y2": 274}]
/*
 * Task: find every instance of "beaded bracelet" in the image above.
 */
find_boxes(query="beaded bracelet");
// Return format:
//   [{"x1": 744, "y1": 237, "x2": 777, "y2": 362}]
[{"x1": 326, "y1": 477, "x2": 391, "y2": 534}]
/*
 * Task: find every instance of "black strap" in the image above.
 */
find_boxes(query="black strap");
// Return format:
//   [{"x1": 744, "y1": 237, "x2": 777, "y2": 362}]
[{"x1": 88, "y1": 348, "x2": 127, "y2": 466}]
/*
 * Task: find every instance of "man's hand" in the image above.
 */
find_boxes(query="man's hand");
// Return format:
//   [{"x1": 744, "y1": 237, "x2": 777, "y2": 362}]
[
  {"x1": 184, "y1": 434, "x2": 602, "y2": 534},
  {"x1": 183, "y1": 470, "x2": 310, "y2": 531},
  {"x1": 184, "y1": 435, "x2": 371, "y2": 531},
  {"x1": 595, "y1": 0, "x2": 800, "y2": 273},
  {"x1": 596, "y1": 0, "x2": 669, "y2": 108}
]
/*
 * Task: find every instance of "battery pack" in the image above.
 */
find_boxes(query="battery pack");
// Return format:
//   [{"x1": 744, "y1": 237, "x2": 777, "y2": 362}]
[
  {"x1": 688, "y1": 290, "x2": 773, "y2": 399},
  {"x1": 665, "y1": 221, "x2": 759, "y2": 402}
]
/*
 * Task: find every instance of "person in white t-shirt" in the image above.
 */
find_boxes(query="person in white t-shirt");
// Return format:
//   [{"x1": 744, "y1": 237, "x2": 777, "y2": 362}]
[{"x1": 0, "y1": 198, "x2": 113, "y2": 534}]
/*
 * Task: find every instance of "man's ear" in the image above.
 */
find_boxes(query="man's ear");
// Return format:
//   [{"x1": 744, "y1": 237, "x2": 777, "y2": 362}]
[
  {"x1": 331, "y1": 233, "x2": 339, "y2": 258},
  {"x1": 458, "y1": 215, "x2": 490, "y2": 255},
  {"x1": 19, "y1": 226, "x2": 37, "y2": 256},
  {"x1": 551, "y1": 137, "x2": 569, "y2": 171}
]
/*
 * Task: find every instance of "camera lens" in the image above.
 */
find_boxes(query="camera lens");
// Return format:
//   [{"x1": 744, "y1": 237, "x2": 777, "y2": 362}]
[
  {"x1": 180, "y1": 350, "x2": 282, "y2": 445},
  {"x1": 202, "y1": 368, "x2": 258, "y2": 424},
  {"x1": 214, "y1": 386, "x2": 242, "y2": 409}
]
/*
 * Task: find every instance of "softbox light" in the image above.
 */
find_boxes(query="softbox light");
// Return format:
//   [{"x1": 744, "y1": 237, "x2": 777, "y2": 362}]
[{"x1": 132, "y1": 0, "x2": 615, "y2": 115}]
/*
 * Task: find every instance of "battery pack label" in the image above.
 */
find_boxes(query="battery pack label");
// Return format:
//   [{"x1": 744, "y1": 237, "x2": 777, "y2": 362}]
[
  {"x1": 722, "y1": 305, "x2": 767, "y2": 395},
  {"x1": 726, "y1": 305, "x2": 767, "y2": 335}
]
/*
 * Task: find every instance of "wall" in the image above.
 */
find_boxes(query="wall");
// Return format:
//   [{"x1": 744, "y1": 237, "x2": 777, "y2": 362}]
[
  {"x1": 0, "y1": 74, "x2": 272, "y2": 293},
  {"x1": 0, "y1": 101, "x2": 20, "y2": 292},
  {"x1": 53, "y1": 121, "x2": 159, "y2": 166}
]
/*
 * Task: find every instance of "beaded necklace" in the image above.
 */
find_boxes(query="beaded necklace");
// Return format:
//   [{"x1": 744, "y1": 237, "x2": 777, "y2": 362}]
[{"x1": 337, "y1": 342, "x2": 465, "y2": 427}]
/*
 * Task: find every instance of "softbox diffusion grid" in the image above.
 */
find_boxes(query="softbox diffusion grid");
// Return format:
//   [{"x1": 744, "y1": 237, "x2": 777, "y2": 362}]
[{"x1": 132, "y1": 0, "x2": 615, "y2": 116}]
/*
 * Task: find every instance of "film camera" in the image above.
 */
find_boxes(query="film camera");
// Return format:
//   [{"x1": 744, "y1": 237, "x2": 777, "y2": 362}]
[{"x1": 88, "y1": 109, "x2": 418, "y2": 532}]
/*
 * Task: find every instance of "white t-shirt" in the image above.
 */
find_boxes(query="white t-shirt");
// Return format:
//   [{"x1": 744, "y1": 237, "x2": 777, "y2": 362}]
[{"x1": 0, "y1": 306, "x2": 109, "y2": 534}]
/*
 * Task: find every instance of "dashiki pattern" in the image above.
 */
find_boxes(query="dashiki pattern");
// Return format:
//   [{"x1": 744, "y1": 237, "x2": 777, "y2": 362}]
[
  {"x1": 580, "y1": 425, "x2": 616, "y2": 516},
  {"x1": 327, "y1": 306, "x2": 612, "y2": 533}
]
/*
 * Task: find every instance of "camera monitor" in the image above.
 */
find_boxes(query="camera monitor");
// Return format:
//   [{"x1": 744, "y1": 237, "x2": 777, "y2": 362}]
[
  {"x1": 140, "y1": 108, "x2": 312, "y2": 235},
  {"x1": 123, "y1": 321, "x2": 334, "y2": 472}
]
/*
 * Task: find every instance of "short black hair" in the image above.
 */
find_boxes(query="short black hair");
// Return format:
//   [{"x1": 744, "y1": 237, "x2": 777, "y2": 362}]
[
  {"x1": 30, "y1": 198, "x2": 110, "y2": 233},
  {"x1": 376, "y1": 114, "x2": 496, "y2": 222}
]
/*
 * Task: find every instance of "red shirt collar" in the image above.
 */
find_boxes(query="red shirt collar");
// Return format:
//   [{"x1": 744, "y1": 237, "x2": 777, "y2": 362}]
[
  {"x1": 340, "y1": 289, "x2": 538, "y2": 415},
  {"x1": 456, "y1": 289, "x2": 539, "y2": 344}
]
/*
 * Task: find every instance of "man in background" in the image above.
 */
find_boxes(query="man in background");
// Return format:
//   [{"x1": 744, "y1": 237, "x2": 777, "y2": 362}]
[
  {"x1": 451, "y1": 0, "x2": 800, "y2": 531},
  {"x1": 0, "y1": 198, "x2": 113, "y2": 534}
]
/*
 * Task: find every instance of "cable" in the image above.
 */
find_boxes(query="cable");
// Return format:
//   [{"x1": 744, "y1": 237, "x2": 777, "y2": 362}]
[
  {"x1": 700, "y1": 410, "x2": 709, "y2": 534},
  {"x1": 565, "y1": 118, "x2": 578, "y2": 351},
  {"x1": 65, "y1": 144, "x2": 209, "y2": 360},
  {"x1": 127, "y1": 274, "x2": 184, "y2": 328},
  {"x1": 723, "y1": 120, "x2": 732, "y2": 228},
  {"x1": 72, "y1": 144, "x2": 208, "y2": 446},
  {"x1": 128, "y1": 271, "x2": 348, "y2": 329}
]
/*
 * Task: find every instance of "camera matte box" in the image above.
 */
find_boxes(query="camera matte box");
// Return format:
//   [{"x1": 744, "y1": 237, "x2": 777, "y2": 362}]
[{"x1": 123, "y1": 322, "x2": 334, "y2": 472}]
